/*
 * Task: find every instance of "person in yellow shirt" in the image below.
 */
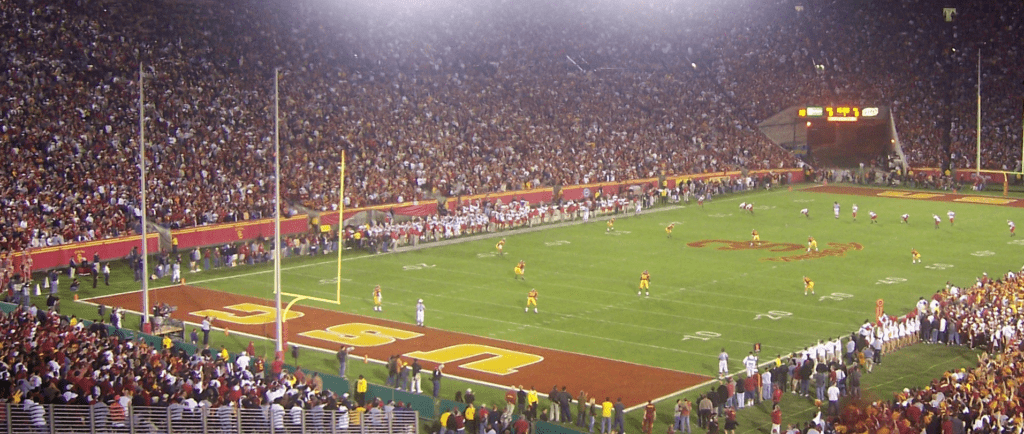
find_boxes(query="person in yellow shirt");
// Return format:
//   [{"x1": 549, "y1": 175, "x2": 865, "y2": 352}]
[
  {"x1": 526, "y1": 288, "x2": 538, "y2": 313},
  {"x1": 514, "y1": 260, "x2": 526, "y2": 280},
  {"x1": 601, "y1": 397, "x2": 614, "y2": 433},
  {"x1": 527, "y1": 387, "x2": 540, "y2": 418},
  {"x1": 665, "y1": 223, "x2": 674, "y2": 238},
  {"x1": 606, "y1": 218, "x2": 615, "y2": 232},
  {"x1": 639, "y1": 270, "x2": 651, "y2": 297},
  {"x1": 751, "y1": 229, "x2": 760, "y2": 247},
  {"x1": 356, "y1": 375, "x2": 368, "y2": 406},
  {"x1": 373, "y1": 285, "x2": 383, "y2": 312},
  {"x1": 807, "y1": 236, "x2": 818, "y2": 252},
  {"x1": 218, "y1": 346, "x2": 229, "y2": 361},
  {"x1": 803, "y1": 276, "x2": 815, "y2": 295},
  {"x1": 496, "y1": 238, "x2": 506, "y2": 256},
  {"x1": 911, "y1": 248, "x2": 921, "y2": 264},
  {"x1": 440, "y1": 410, "x2": 452, "y2": 429},
  {"x1": 465, "y1": 403, "x2": 476, "y2": 432},
  {"x1": 162, "y1": 335, "x2": 172, "y2": 350}
]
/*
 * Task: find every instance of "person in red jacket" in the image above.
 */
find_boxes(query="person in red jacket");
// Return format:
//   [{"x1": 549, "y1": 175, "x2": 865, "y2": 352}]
[
  {"x1": 770, "y1": 404, "x2": 782, "y2": 434},
  {"x1": 642, "y1": 400, "x2": 656, "y2": 434}
]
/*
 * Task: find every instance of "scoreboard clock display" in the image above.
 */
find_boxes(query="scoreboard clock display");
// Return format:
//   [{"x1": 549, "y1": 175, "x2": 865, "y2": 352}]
[{"x1": 799, "y1": 106, "x2": 880, "y2": 122}]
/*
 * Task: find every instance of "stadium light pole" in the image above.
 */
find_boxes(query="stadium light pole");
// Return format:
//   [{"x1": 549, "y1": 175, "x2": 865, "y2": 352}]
[
  {"x1": 274, "y1": 68, "x2": 284, "y2": 356},
  {"x1": 139, "y1": 62, "x2": 151, "y2": 332}
]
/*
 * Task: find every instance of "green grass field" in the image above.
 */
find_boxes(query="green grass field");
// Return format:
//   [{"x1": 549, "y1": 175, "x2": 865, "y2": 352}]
[
  {"x1": 167, "y1": 186, "x2": 1016, "y2": 372},
  {"x1": 58, "y1": 184, "x2": 1017, "y2": 433}
]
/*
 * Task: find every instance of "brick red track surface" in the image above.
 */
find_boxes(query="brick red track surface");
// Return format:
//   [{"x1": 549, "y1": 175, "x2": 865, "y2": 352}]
[
  {"x1": 90, "y1": 286, "x2": 709, "y2": 408},
  {"x1": 807, "y1": 185, "x2": 1024, "y2": 207}
]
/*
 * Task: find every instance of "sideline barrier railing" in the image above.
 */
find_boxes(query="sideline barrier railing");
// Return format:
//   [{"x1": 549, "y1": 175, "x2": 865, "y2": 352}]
[{"x1": 3, "y1": 403, "x2": 419, "y2": 434}]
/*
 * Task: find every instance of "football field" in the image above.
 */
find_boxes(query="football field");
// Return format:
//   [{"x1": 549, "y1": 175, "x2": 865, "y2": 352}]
[{"x1": 88, "y1": 184, "x2": 1023, "y2": 408}]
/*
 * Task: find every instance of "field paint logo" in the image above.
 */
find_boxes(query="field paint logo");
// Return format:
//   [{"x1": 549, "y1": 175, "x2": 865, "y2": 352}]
[
  {"x1": 300, "y1": 323, "x2": 423, "y2": 347},
  {"x1": 954, "y1": 197, "x2": 1015, "y2": 205},
  {"x1": 686, "y1": 240, "x2": 863, "y2": 262},
  {"x1": 544, "y1": 240, "x2": 571, "y2": 246},
  {"x1": 970, "y1": 251, "x2": 995, "y2": 257},
  {"x1": 875, "y1": 277, "x2": 906, "y2": 285},
  {"x1": 406, "y1": 344, "x2": 544, "y2": 375},
  {"x1": 300, "y1": 325, "x2": 542, "y2": 375},
  {"x1": 192, "y1": 303, "x2": 304, "y2": 325},
  {"x1": 876, "y1": 191, "x2": 944, "y2": 199}
]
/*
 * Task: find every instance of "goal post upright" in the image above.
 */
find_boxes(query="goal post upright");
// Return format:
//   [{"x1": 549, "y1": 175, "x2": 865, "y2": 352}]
[{"x1": 337, "y1": 150, "x2": 345, "y2": 304}]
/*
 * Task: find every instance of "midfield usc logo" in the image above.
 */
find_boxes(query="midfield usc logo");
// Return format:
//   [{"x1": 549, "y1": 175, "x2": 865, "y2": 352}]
[{"x1": 686, "y1": 240, "x2": 863, "y2": 262}]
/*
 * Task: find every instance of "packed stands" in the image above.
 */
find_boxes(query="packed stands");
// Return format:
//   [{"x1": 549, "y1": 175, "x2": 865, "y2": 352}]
[
  {"x1": 0, "y1": 0, "x2": 1021, "y2": 256},
  {"x1": 0, "y1": 303, "x2": 420, "y2": 433}
]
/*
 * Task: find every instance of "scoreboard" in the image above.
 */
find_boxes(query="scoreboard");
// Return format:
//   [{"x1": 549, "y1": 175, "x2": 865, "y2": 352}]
[{"x1": 798, "y1": 106, "x2": 881, "y2": 122}]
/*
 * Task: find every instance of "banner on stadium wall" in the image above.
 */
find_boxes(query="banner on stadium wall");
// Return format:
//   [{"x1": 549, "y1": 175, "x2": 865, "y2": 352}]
[
  {"x1": 11, "y1": 233, "x2": 159, "y2": 271},
  {"x1": 170, "y1": 217, "x2": 309, "y2": 250}
]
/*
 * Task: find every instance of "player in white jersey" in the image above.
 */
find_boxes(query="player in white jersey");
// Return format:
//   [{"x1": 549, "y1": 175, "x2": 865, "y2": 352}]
[
  {"x1": 932, "y1": 214, "x2": 941, "y2": 229},
  {"x1": 901, "y1": 214, "x2": 909, "y2": 224},
  {"x1": 742, "y1": 352, "x2": 758, "y2": 377},
  {"x1": 718, "y1": 349, "x2": 729, "y2": 378},
  {"x1": 947, "y1": 211, "x2": 955, "y2": 226},
  {"x1": 833, "y1": 202, "x2": 840, "y2": 219},
  {"x1": 745, "y1": 203, "x2": 754, "y2": 214},
  {"x1": 869, "y1": 211, "x2": 877, "y2": 223},
  {"x1": 800, "y1": 208, "x2": 809, "y2": 218},
  {"x1": 852, "y1": 204, "x2": 858, "y2": 220},
  {"x1": 739, "y1": 202, "x2": 747, "y2": 210},
  {"x1": 416, "y1": 299, "x2": 425, "y2": 326},
  {"x1": 1009, "y1": 220, "x2": 1016, "y2": 236}
]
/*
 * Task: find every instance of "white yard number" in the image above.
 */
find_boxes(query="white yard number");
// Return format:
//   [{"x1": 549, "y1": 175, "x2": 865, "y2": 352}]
[
  {"x1": 1008, "y1": 240, "x2": 1024, "y2": 246},
  {"x1": 477, "y1": 252, "x2": 498, "y2": 258},
  {"x1": 403, "y1": 263, "x2": 436, "y2": 271},
  {"x1": 604, "y1": 231, "x2": 631, "y2": 236},
  {"x1": 875, "y1": 277, "x2": 906, "y2": 285},
  {"x1": 544, "y1": 240, "x2": 571, "y2": 247},
  {"x1": 818, "y1": 292, "x2": 853, "y2": 302},
  {"x1": 318, "y1": 277, "x2": 351, "y2": 285},
  {"x1": 971, "y1": 251, "x2": 995, "y2": 257},
  {"x1": 754, "y1": 311, "x2": 792, "y2": 321},
  {"x1": 682, "y1": 331, "x2": 721, "y2": 341},
  {"x1": 924, "y1": 263, "x2": 954, "y2": 270}
]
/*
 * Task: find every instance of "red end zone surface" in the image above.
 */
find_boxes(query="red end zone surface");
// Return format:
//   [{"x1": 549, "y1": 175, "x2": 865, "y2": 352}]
[{"x1": 90, "y1": 286, "x2": 709, "y2": 408}]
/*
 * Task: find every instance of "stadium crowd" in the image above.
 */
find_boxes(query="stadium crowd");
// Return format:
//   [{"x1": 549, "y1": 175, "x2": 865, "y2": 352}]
[
  {"x1": 0, "y1": 303, "x2": 422, "y2": 432},
  {"x1": 766, "y1": 268, "x2": 1024, "y2": 434},
  {"x1": 2, "y1": 0, "x2": 1021, "y2": 256}
]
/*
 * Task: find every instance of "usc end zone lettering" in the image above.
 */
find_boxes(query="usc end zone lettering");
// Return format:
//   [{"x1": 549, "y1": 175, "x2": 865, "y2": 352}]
[
  {"x1": 406, "y1": 344, "x2": 543, "y2": 376},
  {"x1": 192, "y1": 303, "x2": 304, "y2": 325},
  {"x1": 877, "y1": 191, "x2": 944, "y2": 199},
  {"x1": 299, "y1": 323, "x2": 423, "y2": 347}
]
